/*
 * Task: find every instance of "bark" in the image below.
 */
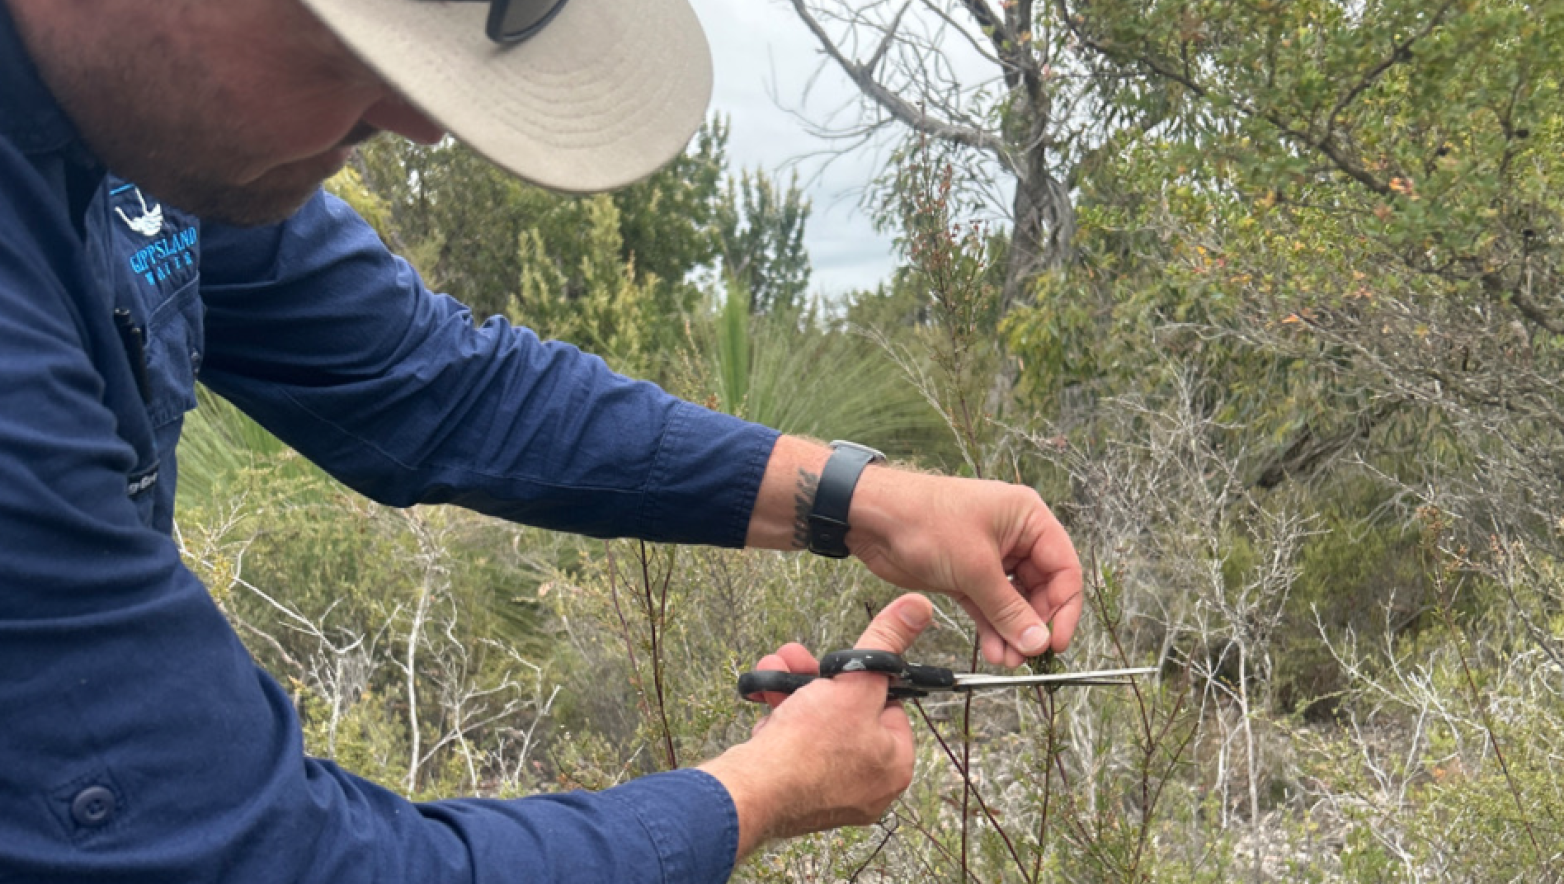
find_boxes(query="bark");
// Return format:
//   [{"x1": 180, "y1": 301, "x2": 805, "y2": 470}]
[
  {"x1": 1252, "y1": 402, "x2": 1398, "y2": 491},
  {"x1": 787, "y1": 0, "x2": 1075, "y2": 312}
]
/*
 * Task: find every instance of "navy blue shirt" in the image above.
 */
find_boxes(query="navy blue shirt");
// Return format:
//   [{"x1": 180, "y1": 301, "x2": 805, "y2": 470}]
[{"x1": 0, "y1": 6, "x2": 777, "y2": 881}]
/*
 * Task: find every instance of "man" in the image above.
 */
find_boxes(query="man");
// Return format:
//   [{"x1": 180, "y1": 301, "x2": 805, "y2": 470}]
[{"x1": 0, "y1": 0, "x2": 1084, "y2": 880}]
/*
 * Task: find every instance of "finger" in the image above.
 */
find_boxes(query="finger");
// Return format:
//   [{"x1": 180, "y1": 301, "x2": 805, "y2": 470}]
[
  {"x1": 1019, "y1": 503, "x2": 1082, "y2": 580},
  {"x1": 853, "y1": 593, "x2": 934, "y2": 655},
  {"x1": 756, "y1": 652, "x2": 788, "y2": 672},
  {"x1": 752, "y1": 644, "x2": 822, "y2": 708},
  {"x1": 775, "y1": 642, "x2": 819, "y2": 675},
  {"x1": 752, "y1": 651, "x2": 795, "y2": 708},
  {"x1": 832, "y1": 594, "x2": 935, "y2": 703},
  {"x1": 1042, "y1": 584, "x2": 1084, "y2": 652},
  {"x1": 879, "y1": 705, "x2": 916, "y2": 780},
  {"x1": 965, "y1": 558, "x2": 1051, "y2": 658},
  {"x1": 1016, "y1": 518, "x2": 1084, "y2": 652},
  {"x1": 958, "y1": 597, "x2": 1015, "y2": 668},
  {"x1": 1014, "y1": 559, "x2": 1085, "y2": 653}
]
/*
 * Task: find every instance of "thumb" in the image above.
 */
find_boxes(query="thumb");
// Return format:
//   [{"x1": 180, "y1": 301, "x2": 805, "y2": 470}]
[{"x1": 854, "y1": 593, "x2": 935, "y2": 655}]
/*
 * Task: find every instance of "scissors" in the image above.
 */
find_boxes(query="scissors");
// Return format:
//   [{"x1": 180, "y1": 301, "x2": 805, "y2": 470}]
[{"x1": 738, "y1": 649, "x2": 1157, "y2": 702}]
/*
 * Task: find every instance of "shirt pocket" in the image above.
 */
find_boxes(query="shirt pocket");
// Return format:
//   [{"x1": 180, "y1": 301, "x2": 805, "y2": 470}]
[
  {"x1": 143, "y1": 274, "x2": 204, "y2": 429},
  {"x1": 97, "y1": 178, "x2": 203, "y2": 429}
]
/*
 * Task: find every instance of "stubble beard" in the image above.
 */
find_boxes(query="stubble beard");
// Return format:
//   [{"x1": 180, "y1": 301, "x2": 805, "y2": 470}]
[
  {"x1": 22, "y1": 14, "x2": 378, "y2": 228},
  {"x1": 115, "y1": 158, "x2": 330, "y2": 228},
  {"x1": 77, "y1": 123, "x2": 378, "y2": 228},
  {"x1": 118, "y1": 125, "x2": 379, "y2": 228}
]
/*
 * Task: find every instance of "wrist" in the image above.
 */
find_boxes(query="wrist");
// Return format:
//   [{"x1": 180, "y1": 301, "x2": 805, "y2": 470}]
[
  {"x1": 698, "y1": 741, "x2": 800, "y2": 860},
  {"x1": 841, "y1": 461, "x2": 912, "y2": 559},
  {"x1": 805, "y1": 441, "x2": 886, "y2": 558},
  {"x1": 744, "y1": 436, "x2": 830, "y2": 550},
  {"x1": 743, "y1": 435, "x2": 896, "y2": 557}
]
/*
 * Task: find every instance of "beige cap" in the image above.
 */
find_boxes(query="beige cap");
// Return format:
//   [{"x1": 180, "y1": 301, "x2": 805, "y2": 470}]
[{"x1": 297, "y1": 0, "x2": 713, "y2": 194}]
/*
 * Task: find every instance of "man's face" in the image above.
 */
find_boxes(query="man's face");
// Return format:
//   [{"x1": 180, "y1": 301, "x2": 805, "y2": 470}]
[{"x1": 10, "y1": 0, "x2": 444, "y2": 225}]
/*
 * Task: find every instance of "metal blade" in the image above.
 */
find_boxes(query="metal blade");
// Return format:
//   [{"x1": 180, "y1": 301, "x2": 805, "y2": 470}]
[{"x1": 949, "y1": 665, "x2": 1158, "y2": 691}]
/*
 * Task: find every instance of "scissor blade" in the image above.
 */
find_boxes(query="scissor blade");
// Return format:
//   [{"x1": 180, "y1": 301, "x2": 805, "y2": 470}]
[{"x1": 950, "y1": 666, "x2": 1158, "y2": 691}]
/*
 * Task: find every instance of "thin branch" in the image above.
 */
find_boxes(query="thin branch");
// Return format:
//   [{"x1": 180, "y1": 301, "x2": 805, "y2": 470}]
[{"x1": 789, "y1": 0, "x2": 1015, "y2": 170}]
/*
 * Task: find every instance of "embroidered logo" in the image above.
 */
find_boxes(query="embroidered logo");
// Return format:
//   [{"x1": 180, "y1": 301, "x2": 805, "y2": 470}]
[
  {"x1": 115, "y1": 187, "x2": 164, "y2": 238},
  {"x1": 127, "y1": 467, "x2": 159, "y2": 497},
  {"x1": 110, "y1": 182, "x2": 198, "y2": 287}
]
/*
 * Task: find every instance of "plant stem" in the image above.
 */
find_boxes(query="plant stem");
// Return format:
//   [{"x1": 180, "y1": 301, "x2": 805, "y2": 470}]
[
  {"x1": 638, "y1": 541, "x2": 679, "y2": 770},
  {"x1": 1434, "y1": 574, "x2": 1545, "y2": 856}
]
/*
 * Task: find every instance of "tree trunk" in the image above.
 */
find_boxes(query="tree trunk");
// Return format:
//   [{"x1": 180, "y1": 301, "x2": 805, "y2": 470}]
[
  {"x1": 1002, "y1": 159, "x2": 1075, "y2": 314},
  {"x1": 991, "y1": 121, "x2": 1075, "y2": 416}
]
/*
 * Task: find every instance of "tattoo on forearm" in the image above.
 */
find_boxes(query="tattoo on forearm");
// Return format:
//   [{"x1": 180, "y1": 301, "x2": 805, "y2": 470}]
[{"x1": 791, "y1": 467, "x2": 820, "y2": 550}]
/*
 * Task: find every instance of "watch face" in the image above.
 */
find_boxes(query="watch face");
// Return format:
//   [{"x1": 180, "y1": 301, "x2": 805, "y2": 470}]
[{"x1": 829, "y1": 440, "x2": 887, "y2": 463}]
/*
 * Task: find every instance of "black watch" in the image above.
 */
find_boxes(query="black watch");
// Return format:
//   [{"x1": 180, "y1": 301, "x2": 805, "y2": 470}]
[{"x1": 806, "y1": 440, "x2": 886, "y2": 558}]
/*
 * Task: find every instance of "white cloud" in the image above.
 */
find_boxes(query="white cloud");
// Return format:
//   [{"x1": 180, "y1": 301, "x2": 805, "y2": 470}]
[{"x1": 687, "y1": 0, "x2": 899, "y2": 300}]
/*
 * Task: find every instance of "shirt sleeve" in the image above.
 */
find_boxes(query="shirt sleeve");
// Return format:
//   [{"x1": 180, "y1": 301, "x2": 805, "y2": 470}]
[
  {"x1": 198, "y1": 190, "x2": 779, "y2": 548},
  {"x1": 0, "y1": 168, "x2": 738, "y2": 882}
]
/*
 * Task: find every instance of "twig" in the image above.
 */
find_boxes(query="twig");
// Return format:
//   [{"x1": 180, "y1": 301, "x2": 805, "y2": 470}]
[
  {"x1": 1433, "y1": 572, "x2": 1547, "y2": 856},
  {"x1": 638, "y1": 541, "x2": 680, "y2": 770},
  {"x1": 912, "y1": 698, "x2": 1032, "y2": 880},
  {"x1": 847, "y1": 812, "x2": 900, "y2": 882}
]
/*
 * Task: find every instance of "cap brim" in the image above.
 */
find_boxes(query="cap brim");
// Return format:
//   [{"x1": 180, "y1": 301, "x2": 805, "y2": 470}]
[{"x1": 299, "y1": 0, "x2": 713, "y2": 194}]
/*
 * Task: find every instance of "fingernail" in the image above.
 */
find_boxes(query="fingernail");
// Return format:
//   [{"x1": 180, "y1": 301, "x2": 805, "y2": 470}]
[
  {"x1": 898, "y1": 602, "x2": 931, "y2": 629},
  {"x1": 1020, "y1": 626, "x2": 1049, "y2": 654}
]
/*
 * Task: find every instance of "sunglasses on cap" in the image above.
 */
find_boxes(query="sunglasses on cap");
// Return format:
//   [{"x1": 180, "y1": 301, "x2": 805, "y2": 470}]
[{"x1": 452, "y1": 0, "x2": 570, "y2": 44}]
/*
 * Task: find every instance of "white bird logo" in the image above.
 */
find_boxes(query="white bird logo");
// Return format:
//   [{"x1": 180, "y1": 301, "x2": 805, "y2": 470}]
[{"x1": 115, "y1": 188, "x2": 164, "y2": 237}]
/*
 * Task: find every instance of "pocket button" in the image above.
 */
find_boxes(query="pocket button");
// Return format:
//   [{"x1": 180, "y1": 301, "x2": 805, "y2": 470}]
[{"x1": 70, "y1": 785, "x2": 117, "y2": 827}]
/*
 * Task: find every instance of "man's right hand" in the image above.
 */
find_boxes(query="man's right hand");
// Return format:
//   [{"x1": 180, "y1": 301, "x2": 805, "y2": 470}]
[{"x1": 698, "y1": 593, "x2": 933, "y2": 861}]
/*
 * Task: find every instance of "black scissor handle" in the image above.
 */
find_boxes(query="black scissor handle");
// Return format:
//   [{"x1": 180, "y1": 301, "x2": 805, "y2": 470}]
[
  {"x1": 819, "y1": 649, "x2": 906, "y2": 678},
  {"x1": 738, "y1": 650, "x2": 957, "y2": 703},
  {"x1": 737, "y1": 670, "x2": 819, "y2": 700},
  {"x1": 821, "y1": 649, "x2": 956, "y2": 694}
]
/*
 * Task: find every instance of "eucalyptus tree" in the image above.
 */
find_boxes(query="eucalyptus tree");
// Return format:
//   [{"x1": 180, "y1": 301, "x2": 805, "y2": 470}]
[
  {"x1": 785, "y1": 0, "x2": 1564, "y2": 493},
  {"x1": 784, "y1": 0, "x2": 1093, "y2": 314},
  {"x1": 1054, "y1": 0, "x2": 1564, "y2": 610}
]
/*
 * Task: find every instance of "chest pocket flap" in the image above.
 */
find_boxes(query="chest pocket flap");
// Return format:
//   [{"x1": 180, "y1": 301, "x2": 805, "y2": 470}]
[{"x1": 99, "y1": 178, "x2": 204, "y2": 428}]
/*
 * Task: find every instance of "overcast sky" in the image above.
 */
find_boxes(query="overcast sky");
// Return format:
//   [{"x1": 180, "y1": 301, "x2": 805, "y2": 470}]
[{"x1": 685, "y1": 0, "x2": 900, "y2": 300}]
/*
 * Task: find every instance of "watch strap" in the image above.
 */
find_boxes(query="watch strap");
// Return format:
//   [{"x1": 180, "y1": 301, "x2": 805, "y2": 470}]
[{"x1": 806, "y1": 442, "x2": 885, "y2": 558}]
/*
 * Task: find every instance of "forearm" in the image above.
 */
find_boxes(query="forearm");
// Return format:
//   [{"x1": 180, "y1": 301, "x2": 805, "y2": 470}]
[
  {"x1": 200, "y1": 191, "x2": 780, "y2": 547},
  {"x1": 742, "y1": 434, "x2": 902, "y2": 557},
  {"x1": 743, "y1": 435, "x2": 831, "y2": 550}
]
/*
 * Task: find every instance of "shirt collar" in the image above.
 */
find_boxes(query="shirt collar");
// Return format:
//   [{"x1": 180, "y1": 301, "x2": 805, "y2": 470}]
[{"x1": 0, "y1": 1, "x2": 91, "y2": 158}]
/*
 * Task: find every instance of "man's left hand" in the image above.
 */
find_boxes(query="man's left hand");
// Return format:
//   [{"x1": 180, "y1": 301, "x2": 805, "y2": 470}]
[
  {"x1": 745, "y1": 437, "x2": 1084, "y2": 668},
  {"x1": 846, "y1": 467, "x2": 1082, "y2": 667}
]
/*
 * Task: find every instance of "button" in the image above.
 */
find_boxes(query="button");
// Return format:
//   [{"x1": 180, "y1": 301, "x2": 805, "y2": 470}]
[{"x1": 70, "y1": 786, "x2": 116, "y2": 827}]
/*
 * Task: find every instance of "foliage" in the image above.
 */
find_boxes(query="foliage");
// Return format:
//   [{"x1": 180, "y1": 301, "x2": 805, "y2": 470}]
[
  {"x1": 503, "y1": 194, "x2": 669, "y2": 372},
  {"x1": 344, "y1": 118, "x2": 819, "y2": 380},
  {"x1": 713, "y1": 169, "x2": 812, "y2": 315},
  {"x1": 676, "y1": 280, "x2": 950, "y2": 460},
  {"x1": 177, "y1": 393, "x2": 560, "y2": 798},
  {"x1": 886, "y1": 144, "x2": 1007, "y2": 471},
  {"x1": 163, "y1": 2, "x2": 1564, "y2": 879}
]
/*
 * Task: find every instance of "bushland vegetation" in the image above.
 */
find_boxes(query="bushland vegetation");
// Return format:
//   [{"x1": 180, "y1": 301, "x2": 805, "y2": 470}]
[{"x1": 178, "y1": 2, "x2": 1564, "y2": 879}]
